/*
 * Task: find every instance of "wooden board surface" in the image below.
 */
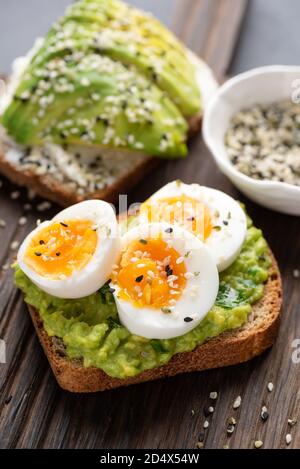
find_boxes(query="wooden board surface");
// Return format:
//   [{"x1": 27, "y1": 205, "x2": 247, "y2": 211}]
[{"x1": 1, "y1": 0, "x2": 300, "y2": 450}]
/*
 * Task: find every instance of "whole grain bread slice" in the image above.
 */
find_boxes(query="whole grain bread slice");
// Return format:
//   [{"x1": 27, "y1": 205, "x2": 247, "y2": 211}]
[{"x1": 26, "y1": 252, "x2": 282, "y2": 393}]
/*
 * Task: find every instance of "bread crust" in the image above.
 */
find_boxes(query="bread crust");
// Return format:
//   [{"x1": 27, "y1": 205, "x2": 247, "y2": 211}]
[
  {"x1": 0, "y1": 113, "x2": 202, "y2": 207},
  {"x1": 27, "y1": 253, "x2": 282, "y2": 393}
]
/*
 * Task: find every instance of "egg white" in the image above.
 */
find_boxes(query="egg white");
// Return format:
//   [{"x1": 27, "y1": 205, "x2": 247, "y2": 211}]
[
  {"x1": 111, "y1": 222, "x2": 219, "y2": 340},
  {"x1": 18, "y1": 200, "x2": 120, "y2": 299},
  {"x1": 140, "y1": 181, "x2": 247, "y2": 272}
]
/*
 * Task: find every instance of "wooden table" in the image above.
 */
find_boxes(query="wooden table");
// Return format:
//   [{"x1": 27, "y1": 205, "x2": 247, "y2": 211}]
[{"x1": 1, "y1": 0, "x2": 300, "y2": 449}]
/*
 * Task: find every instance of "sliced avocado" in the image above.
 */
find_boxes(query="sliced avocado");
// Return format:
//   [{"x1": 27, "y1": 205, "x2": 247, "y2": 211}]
[
  {"x1": 2, "y1": 0, "x2": 200, "y2": 158},
  {"x1": 3, "y1": 54, "x2": 188, "y2": 158}
]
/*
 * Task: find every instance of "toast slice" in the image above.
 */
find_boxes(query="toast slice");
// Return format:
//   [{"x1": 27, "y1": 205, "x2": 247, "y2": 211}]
[{"x1": 26, "y1": 253, "x2": 282, "y2": 393}]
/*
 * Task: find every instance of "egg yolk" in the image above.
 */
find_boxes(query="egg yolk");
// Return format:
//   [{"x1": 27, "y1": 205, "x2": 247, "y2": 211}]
[
  {"x1": 141, "y1": 195, "x2": 212, "y2": 240},
  {"x1": 113, "y1": 238, "x2": 187, "y2": 309},
  {"x1": 24, "y1": 219, "x2": 98, "y2": 279}
]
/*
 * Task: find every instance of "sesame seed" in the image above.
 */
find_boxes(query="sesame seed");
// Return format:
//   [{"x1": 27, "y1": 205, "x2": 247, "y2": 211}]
[
  {"x1": 37, "y1": 201, "x2": 52, "y2": 212},
  {"x1": 293, "y1": 269, "x2": 300, "y2": 279},
  {"x1": 196, "y1": 442, "x2": 204, "y2": 449},
  {"x1": 286, "y1": 434, "x2": 292, "y2": 445},
  {"x1": 176, "y1": 257, "x2": 184, "y2": 265},
  {"x1": 267, "y1": 382, "x2": 274, "y2": 392},
  {"x1": 60, "y1": 222, "x2": 68, "y2": 227},
  {"x1": 184, "y1": 317, "x2": 193, "y2": 323},
  {"x1": 0, "y1": 219, "x2": 6, "y2": 228},
  {"x1": 18, "y1": 217, "x2": 27, "y2": 226},
  {"x1": 165, "y1": 227, "x2": 173, "y2": 234},
  {"x1": 10, "y1": 190, "x2": 20, "y2": 200},
  {"x1": 184, "y1": 272, "x2": 194, "y2": 279},
  {"x1": 227, "y1": 424, "x2": 235, "y2": 435},
  {"x1": 209, "y1": 391, "x2": 218, "y2": 400},
  {"x1": 288, "y1": 418, "x2": 297, "y2": 427},
  {"x1": 261, "y1": 406, "x2": 269, "y2": 422},
  {"x1": 254, "y1": 440, "x2": 263, "y2": 449},
  {"x1": 233, "y1": 396, "x2": 242, "y2": 409},
  {"x1": 135, "y1": 275, "x2": 144, "y2": 283},
  {"x1": 35, "y1": 252, "x2": 42, "y2": 257},
  {"x1": 10, "y1": 241, "x2": 19, "y2": 250},
  {"x1": 203, "y1": 420, "x2": 209, "y2": 429}
]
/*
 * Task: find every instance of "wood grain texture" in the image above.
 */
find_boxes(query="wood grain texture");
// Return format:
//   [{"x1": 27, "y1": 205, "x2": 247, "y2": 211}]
[{"x1": 1, "y1": 0, "x2": 300, "y2": 449}]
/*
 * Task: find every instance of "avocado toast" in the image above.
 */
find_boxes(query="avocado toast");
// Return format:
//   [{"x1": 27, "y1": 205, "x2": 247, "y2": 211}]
[
  {"x1": 0, "y1": 0, "x2": 217, "y2": 206},
  {"x1": 14, "y1": 183, "x2": 282, "y2": 393}
]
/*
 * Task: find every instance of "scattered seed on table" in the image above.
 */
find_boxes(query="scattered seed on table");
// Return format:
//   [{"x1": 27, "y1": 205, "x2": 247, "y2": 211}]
[
  {"x1": 191, "y1": 409, "x2": 195, "y2": 417},
  {"x1": 37, "y1": 201, "x2": 52, "y2": 212},
  {"x1": 254, "y1": 440, "x2": 263, "y2": 449},
  {"x1": 18, "y1": 217, "x2": 27, "y2": 226},
  {"x1": 233, "y1": 396, "x2": 242, "y2": 409},
  {"x1": 267, "y1": 382, "x2": 274, "y2": 392},
  {"x1": 261, "y1": 406, "x2": 269, "y2": 422},
  {"x1": 223, "y1": 444, "x2": 229, "y2": 449},
  {"x1": 228, "y1": 417, "x2": 237, "y2": 425},
  {"x1": 286, "y1": 434, "x2": 292, "y2": 445},
  {"x1": 227, "y1": 424, "x2": 235, "y2": 435},
  {"x1": 209, "y1": 391, "x2": 218, "y2": 400},
  {"x1": 203, "y1": 420, "x2": 209, "y2": 429},
  {"x1": 288, "y1": 418, "x2": 297, "y2": 427},
  {"x1": 0, "y1": 218, "x2": 6, "y2": 228},
  {"x1": 196, "y1": 442, "x2": 204, "y2": 449},
  {"x1": 203, "y1": 406, "x2": 214, "y2": 417},
  {"x1": 10, "y1": 240, "x2": 19, "y2": 250},
  {"x1": 293, "y1": 269, "x2": 300, "y2": 279},
  {"x1": 10, "y1": 190, "x2": 20, "y2": 200}
]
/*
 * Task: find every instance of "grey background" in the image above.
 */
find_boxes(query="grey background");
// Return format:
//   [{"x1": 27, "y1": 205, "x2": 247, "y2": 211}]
[{"x1": 0, "y1": 0, "x2": 299, "y2": 75}]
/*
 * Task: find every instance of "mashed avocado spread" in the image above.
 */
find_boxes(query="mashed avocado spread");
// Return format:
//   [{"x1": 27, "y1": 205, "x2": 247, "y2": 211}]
[{"x1": 15, "y1": 216, "x2": 271, "y2": 379}]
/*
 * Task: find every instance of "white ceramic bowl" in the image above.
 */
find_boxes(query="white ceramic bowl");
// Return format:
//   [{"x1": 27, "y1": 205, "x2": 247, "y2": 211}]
[{"x1": 203, "y1": 66, "x2": 300, "y2": 216}]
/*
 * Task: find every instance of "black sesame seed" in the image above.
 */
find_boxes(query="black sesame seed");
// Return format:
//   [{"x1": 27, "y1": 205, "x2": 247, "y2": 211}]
[
  {"x1": 165, "y1": 227, "x2": 173, "y2": 234},
  {"x1": 56, "y1": 252, "x2": 61, "y2": 257},
  {"x1": 184, "y1": 317, "x2": 193, "y2": 323},
  {"x1": 135, "y1": 275, "x2": 144, "y2": 283},
  {"x1": 223, "y1": 220, "x2": 229, "y2": 226},
  {"x1": 39, "y1": 240, "x2": 45, "y2": 245},
  {"x1": 139, "y1": 239, "x2": 148, "y2": 245},
  {"x1": 187, "y1": 216, "x2": 195, "y2": 222},
  {"x1": 60, "y1": 222, "x2": 68, "y2": 228},
  {"x1": 261, "y1": 411, "x2": 269, "y2": 422},
  {"x1": 165, "y1": 265, "x2": 173, "y2": 277},
  {"x1": 35, "y1": 252, "x2": 42, "y2": 257}
]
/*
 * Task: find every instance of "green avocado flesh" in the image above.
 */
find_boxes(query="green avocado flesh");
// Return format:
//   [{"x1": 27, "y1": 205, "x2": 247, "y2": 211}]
[
  {"x1": 15, "y1": 215, "x2": 271, "y2": 379},
  {"x1": 2, "y1": 0, "x2": 202, "y2": 158}
]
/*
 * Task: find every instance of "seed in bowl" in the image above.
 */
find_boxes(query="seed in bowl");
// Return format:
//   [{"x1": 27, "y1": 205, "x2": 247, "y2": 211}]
[{"x1": 225, "y1": 100, "x2": 300, "y2": 187}]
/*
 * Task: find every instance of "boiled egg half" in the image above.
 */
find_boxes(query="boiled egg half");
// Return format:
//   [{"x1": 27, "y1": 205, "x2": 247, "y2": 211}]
[
  {"x1": 139, "y1": 181, "x2": 247, "y2": 272},
  {"x1": 18, "y1": 200, "x2": 120, "y2": 298},
  {"x1": 110, "y1": 223, "x2": 219, "y2": 339}
]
